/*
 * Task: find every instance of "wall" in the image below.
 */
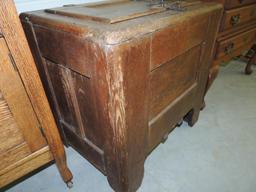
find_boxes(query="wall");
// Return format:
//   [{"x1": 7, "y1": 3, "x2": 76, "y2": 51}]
[{"x1": 14, "y1": 0, "x2": 100, "y2": 13}]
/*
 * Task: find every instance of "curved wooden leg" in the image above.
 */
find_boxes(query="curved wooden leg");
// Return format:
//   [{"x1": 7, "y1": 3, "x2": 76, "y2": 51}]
[{"x1": 245, "y1": 52, "x2": 256, "y2": 75}]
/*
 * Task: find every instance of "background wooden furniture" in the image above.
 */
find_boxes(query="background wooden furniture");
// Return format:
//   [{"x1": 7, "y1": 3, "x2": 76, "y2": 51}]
[
  {"x1": 0, "y1": 0, "x2": 72, "y2": 188},
  {"x1": 21, "y1": 1, "x2": 222, "y2": 191},
  {"x1": 204, "y1": 0, "x2": 256, "y2": 91},
  {"x1": 245, "y1": 44, "x2": 256, "y2": 74}
]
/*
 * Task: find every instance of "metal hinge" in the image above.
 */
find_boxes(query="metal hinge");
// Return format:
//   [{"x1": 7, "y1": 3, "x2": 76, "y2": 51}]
[
  {"x1": 39, "y1": 126, "x2": 46, "y2": 138},
  {"x1": 8, "y1": 53, "x2": 18, "y2": 72}
]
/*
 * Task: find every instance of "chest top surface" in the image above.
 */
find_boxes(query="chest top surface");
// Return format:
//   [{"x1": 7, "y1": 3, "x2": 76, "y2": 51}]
[{"x1": 23, "y1": 0, "x2": 222, "y2": 44}]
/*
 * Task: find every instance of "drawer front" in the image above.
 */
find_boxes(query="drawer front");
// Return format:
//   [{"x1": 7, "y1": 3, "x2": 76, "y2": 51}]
[
  {"x1": 221, "y1": 4, "x2": 256, "y2": 31},
  {"x1": 215, "y1": 28, "x2": 256, "y2": 59},
  {"x1": 225, "y1": 0, "x2": 256, "y2": 9}
]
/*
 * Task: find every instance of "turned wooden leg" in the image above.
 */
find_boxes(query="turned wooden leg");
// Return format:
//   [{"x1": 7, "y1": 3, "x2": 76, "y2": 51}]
[{"x1": 245, "y1": 52, "x2": 256, "y2": 75}]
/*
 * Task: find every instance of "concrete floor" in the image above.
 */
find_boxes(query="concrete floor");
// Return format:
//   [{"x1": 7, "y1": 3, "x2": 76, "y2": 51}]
[{"x1": 5, "y1": 60, "x2": 256, "y2": 192}]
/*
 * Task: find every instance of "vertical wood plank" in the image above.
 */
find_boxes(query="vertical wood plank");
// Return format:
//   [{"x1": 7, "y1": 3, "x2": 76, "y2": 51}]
[{"x1": 0, "y1": 0, "x2": 72, "y2": 183}]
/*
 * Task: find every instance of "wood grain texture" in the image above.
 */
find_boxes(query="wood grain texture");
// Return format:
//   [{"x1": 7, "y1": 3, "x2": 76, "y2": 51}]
[
  {"x1": 45, "y1": 1, "x2": 166, "y2": 24},
  {"x1": 0, "y1": 118, "x2": 25, "y2": 155},
  {"x1": 22, "y1": 1, "x2": 222, "y2": 191},
  {"x1": 0, "y1": 0, "x2": 72, "y2": 186},
  {"x1": 0, "y1": 146, "x2": 53, "y2": 188},
  {"x1": 203, "y1": 0, "x2": 256, "y2": 96},
  {"x1": 215, "y1": 28, "x2": 256, "y2": 59},
  {"x1": 0, "y1": 38, "x2": 46, "y2": 152},
  {"x1": 151, "y1": 14, "x2": 208, "y2": 70},
  {"x1": 0, "y1": 143, "x2": 30, "y2": 171},
  {"x1": 221, "y1": 4, "x2": 256, "y2": 31},
  {"x1": 0, "y1": 91, "x2": 13, "y2": 123},
  {"x1": 149, "y1": 45, "x2": 201, "y2": 119}
]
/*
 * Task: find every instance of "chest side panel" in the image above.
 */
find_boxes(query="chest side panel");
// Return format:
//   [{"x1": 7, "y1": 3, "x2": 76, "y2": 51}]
[{"x1": 149, "y1": 45, "x2": 202, "y2": 119}]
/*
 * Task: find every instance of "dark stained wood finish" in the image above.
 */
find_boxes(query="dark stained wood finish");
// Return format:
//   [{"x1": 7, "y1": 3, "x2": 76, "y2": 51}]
[
  {"x1": 225, "y1": 0, "x2": 256, "y2": 9},
  {"x1": 150, "y1": 45, "x2": 201, "y2": 119},
  {"x1": 215, "y1": 28, "x2": 256, "y2": 59},
  {"x1": 245, "y1": 44, "x2": 256, "y2": 74},
  {"x1": 21, "y1": 1, "x2": 222, "y2": 191},
  {"x1": 203, "y1": 0, "x2": 256, "y2": 96},
  {"x1": 221, "y1": 4, "x2": 256, "y2": 31},
  {"x1": 151, "y1": 14, "x2": 208, "y2": 70},
  {"x1": 0, "y1": 0, "x2": 72, "y2": 188}
]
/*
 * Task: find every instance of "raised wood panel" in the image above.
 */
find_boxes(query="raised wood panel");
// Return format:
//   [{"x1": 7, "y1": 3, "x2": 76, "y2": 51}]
[
  {"x1": 0, "y1": 38, "x2": 47, "y2": 152},
  {"x1": 0, "y1": 118, "x2": 24, "y2": 154},
  {"x1": 151, "y1": 14, "x2": 208, "y2": 70},
  {"x1": 149, "y1": 45, "x2": 201, "y2": 119},
  {"x1": 0, "y1": 146, "x2": 53, "y2": 188},
  {"x1": 45, "y1": 60, "x2": 80, "y2": 135},
  {"x1": 70, "y1": 70, "x2": 103, "y2": 148},
  {"x1": 148, "y1": 83, "x2": 197, "y2": 152},
  {"x1": 34, "y1": 26, "x2": 92, "y2": 77},
  {"x1": 0, "y1": 143, "x2": 30, "y2": 171}
]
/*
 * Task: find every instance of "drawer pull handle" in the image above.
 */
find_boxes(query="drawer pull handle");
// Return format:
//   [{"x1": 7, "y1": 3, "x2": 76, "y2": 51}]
[
  {"x1": 239, "y1": 0, "x2": 245, "y2": 3},
  {"x1": 225, "y1": 42, "x2": 234, "y2": 55},
  {"x1": 230, "y1": 14, "x2": 240, "y2": 26}
]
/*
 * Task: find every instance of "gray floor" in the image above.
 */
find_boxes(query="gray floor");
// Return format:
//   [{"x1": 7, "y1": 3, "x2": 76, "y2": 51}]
[{"x1": 6, "y1": 60, "x2": 256, "y2": 192}]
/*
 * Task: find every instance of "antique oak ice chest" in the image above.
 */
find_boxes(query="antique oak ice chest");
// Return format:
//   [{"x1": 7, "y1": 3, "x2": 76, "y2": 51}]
[{"x1": 21, "y1": 1, "x2": 222, "y2": 191}]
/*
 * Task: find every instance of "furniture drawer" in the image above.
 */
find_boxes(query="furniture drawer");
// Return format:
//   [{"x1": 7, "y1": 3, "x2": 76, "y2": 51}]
[
  {"x1": 225, "y1": 0, "x2": 256, "y2": 9},
  {"x1": 215, "y1": 28, "x2": 256, "y2": 59},
  {"x1": 221, "y1": 4, "x2": 256, "y2": 31}
]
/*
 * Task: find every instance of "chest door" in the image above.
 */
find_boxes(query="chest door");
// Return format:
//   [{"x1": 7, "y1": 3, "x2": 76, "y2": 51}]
[{"x1": 0, "y1": 38, "x2": 47, "y2": 174}]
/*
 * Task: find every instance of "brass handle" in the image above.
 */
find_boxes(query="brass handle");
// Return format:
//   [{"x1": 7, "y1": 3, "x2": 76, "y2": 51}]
[
  {"x1": 230, "y1": 14, "x2": 240, "y2": 26},
  {"x1": 225, "y1": 42, "x2": 235, "y2": 55}
]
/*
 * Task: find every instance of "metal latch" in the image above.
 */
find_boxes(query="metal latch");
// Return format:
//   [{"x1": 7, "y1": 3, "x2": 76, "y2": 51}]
[{"x1": 148, "y1": 0, "x2": 201, "y2": 12}]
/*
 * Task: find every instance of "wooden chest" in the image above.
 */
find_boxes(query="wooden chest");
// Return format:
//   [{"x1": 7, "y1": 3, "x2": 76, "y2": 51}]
[{"x1": 21, "y1": 1, "x2": 222, "y2": 191}]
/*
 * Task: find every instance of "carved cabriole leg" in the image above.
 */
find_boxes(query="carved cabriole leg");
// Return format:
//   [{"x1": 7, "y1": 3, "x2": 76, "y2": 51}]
[
  {"x1": 245, "y1": 50, "x2": 256, "y2": 75},
  {"x1": 93, "y1": 37, "x2": 150, "y2": 192}
]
